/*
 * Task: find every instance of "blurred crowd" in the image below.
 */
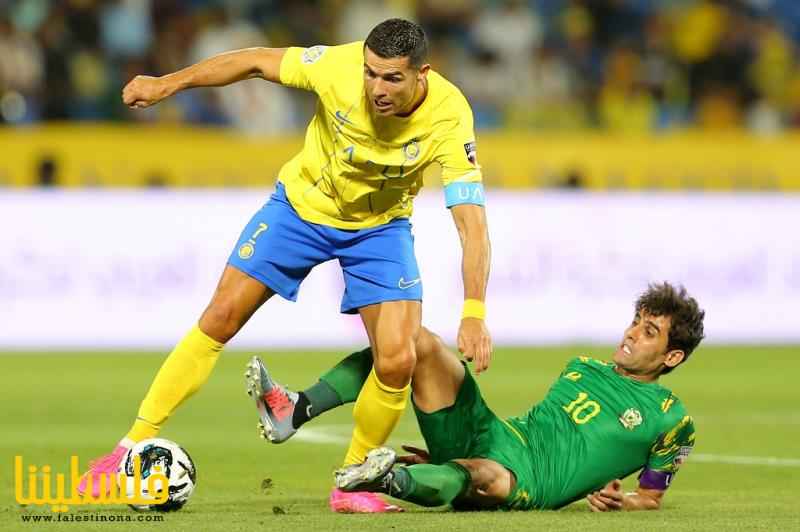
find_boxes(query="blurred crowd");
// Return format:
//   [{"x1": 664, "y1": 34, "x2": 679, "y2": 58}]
[{"x1": 2, "y1": 0, "x2": 800, "y2": 134}]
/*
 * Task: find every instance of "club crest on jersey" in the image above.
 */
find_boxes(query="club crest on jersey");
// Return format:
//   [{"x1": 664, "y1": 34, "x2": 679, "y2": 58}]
[
  {"x1": 238, "y1": 243, "x2": 255, "y2": 259},
  {"x1": 463, "y1": 141, "x2": 477, "y2": 165},
  {"x1": 619, "y1": 408, "x2": 643, "y2": 430},
  {"x1": 403, "y1": 139, "x2": 420, "y2": 161},
  {"x1": 302, "y1": 45, "x2": 327, "y2": 64}
]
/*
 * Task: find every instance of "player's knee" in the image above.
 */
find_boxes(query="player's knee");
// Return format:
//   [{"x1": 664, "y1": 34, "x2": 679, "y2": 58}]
[
  {"x1": 199, "y1": 300, "x2": 242, "y2": 343},
  {"x1": 415, "y1": 327, "x2": 444, "y2": 363},
  {"x1": 455, "y1": 459, "x2": 514, "y2": 503},
  {"x1": 373, "y1": 342, "x2": 416, "y2": 385}
]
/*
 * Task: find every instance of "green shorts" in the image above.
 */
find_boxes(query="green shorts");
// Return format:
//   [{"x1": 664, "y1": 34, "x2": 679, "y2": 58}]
[{"x1": 413, "y1": 365, "x2": 537, "y2": 510}]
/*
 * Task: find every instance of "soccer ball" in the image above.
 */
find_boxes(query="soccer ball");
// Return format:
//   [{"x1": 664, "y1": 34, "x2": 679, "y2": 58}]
[{"x1": 118, "y1": 438, "x2": 197, "y2": 512}]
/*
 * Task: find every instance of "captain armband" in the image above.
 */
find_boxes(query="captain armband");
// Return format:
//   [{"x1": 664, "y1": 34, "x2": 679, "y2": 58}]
[
  {"x1": 637, "y1": 469, "x2": 674, "y2": 491},
  {"x1": 444, "y1": 182, "x2": 485, "y2": 208}
]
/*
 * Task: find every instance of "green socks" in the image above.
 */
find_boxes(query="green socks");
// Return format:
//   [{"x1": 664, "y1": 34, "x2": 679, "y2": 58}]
[
  {"x1": 320, "y1": 347, "x2": 374, "y2": 402},
  {"x1": 292, "y1": 348, "x2": 373, "y2": 428},
  {"x1": 388, "y1": 463, "x2": 471, "y2": 507}
]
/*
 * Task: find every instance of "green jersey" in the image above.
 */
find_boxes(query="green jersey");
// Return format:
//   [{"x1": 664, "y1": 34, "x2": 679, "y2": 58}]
[{"x1": 506, "y1": 357, "x2": 695, "y2": 509}]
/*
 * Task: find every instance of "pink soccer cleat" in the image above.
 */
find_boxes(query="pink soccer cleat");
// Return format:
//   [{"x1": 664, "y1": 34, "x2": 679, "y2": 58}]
[
  {"x1": 77, "y1": 445, "x2": 129, "y2": 498},
  {"x1": 328, "y1": 488, "x2": 403, "y2": 513}
]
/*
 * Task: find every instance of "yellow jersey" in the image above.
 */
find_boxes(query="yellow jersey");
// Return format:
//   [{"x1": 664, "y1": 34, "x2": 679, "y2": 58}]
[{"x1": 278, "y1": 41, "x2": 482, "y2": 229}]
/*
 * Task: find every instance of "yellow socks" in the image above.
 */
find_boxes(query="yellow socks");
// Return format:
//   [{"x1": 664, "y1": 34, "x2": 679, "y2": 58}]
[
  {"x1": 126, "y1": 325, "x2": 224, "y2": 442},
  {"x1": 343, "y1": 369, "x2": 410, "y2": 466}
]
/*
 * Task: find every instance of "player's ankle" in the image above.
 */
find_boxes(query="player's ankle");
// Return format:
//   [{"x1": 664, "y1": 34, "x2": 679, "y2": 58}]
[
  {"x1": 292, "y1": 392, "x2": 311, "y2": 429},
  {"x1": 385, "y1": 468, "x2": 410, "y2": 497}
]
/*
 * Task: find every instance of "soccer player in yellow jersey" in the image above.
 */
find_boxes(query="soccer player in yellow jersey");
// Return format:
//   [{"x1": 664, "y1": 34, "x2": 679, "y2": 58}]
[{"x1": 79, "y1": 19, "x2": 492, "y2": 513}]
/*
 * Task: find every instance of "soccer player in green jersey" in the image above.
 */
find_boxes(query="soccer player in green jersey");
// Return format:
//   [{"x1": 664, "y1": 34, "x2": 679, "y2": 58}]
[{"x1": 252, "y1": 282, "x2": 704, "y2": 511}]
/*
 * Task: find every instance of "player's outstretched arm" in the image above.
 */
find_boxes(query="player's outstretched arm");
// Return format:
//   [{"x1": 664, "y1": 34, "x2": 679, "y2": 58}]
[
  {"x1": 450, "y1": 203, "x2": 492, "y2": 373},
  {"x1": 586, "y1": 479, "x2": 664, "y2": 511},
  {"x1": 122, "y1": 47, "x2": 287, "y2": 109}
]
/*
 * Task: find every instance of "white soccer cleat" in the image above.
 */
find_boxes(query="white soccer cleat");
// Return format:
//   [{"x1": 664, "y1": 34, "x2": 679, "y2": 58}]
[{"x1": 334, "y1": 447, "x2": 397, "y2": 492}]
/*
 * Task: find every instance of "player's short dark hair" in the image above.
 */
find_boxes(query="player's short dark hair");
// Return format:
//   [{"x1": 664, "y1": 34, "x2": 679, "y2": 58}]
[
  {"x1": 635, "y1": 282, "x2": 705, "y2": 374},
  {"x1": 364, "y1": 18, "x2": 428, "y2": 69}
]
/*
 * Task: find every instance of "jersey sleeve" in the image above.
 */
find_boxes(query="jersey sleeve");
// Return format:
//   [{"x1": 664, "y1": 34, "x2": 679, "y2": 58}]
[
  {"x1": 639, "y1": 414, "x2": 695, "y2": 490},
  {"x1": 279, "y1": 42, "x2": 359, "y2": 93},
  {"x1": 434, "y1": 93, "x2": 484, "y2": 207}
]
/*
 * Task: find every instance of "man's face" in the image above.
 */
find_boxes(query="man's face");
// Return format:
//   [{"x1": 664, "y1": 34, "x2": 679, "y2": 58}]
[
  {"x1": 613, "y1": 310, "x2": 684, "y2": 379},
  {"x1": 363, "y1": 46, "x2": 428, "y2": 116}
]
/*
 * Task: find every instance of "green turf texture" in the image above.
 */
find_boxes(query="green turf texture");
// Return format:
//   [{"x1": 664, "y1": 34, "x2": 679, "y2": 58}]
[{"x1": 1, "y1": 346, "x2": 798, "y2": 531}]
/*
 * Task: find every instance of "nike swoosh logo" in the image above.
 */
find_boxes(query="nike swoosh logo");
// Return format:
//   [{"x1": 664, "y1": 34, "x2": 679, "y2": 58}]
[
  {"x1": 398, "y1": 277, "x2": 421, "y2": 290},
  {"x1": 306, "y1": 405, "x2": 313, "y2": 418},
  {"x1": 334, "y1": 110, "x2": 353, "y2": 125}
]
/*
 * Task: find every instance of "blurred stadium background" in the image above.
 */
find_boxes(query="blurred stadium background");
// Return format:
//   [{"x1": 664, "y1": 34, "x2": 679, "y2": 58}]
[
  {"x1": 3, "y1": 0, "x2": 800, "y2": 188},
  {"x1": 1, "y1": 1, "x2": 799, "y2": 528}
]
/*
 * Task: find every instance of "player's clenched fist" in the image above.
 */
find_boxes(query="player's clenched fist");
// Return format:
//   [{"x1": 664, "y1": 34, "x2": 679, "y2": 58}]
[
  {"x1": 122, "y1": 75, "x2": 172, "y2": 108},
  {"x1": 586, "y1": 479, "x2": 624, "y2": 512},
  {"x1": 457, "y1": 318, "x2": 492, "y2": 374}
]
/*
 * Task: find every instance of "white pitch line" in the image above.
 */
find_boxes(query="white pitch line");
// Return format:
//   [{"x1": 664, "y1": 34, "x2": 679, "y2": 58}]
[
  {"x1": 292, "y1": 426, "x2": 800, "y2": 468},
  {"x1": 293, "y1": 426, "x2": 350, "y2": 445},
  {"x1": 691, "y1": 453, "x2": 800, "y2": 467}
]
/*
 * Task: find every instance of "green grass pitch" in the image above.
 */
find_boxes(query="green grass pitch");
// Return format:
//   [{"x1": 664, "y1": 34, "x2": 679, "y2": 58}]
[{"x1": 1, "y1": 346, "x2": 798, "y2": 531}]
